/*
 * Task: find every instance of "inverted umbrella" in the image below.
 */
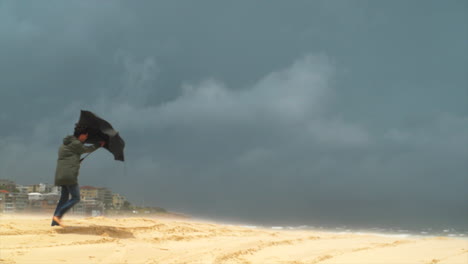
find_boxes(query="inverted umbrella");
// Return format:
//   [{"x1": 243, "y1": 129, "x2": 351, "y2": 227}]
[{"x1": 75, "y1": 110, "x2": 125, "y2": 161}]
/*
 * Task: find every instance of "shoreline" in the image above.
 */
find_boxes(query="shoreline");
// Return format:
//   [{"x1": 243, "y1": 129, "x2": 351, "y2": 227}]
[
  {"x1": 180, "y1": 216, "x2": 468, "y2": 239},
  {"x1": 3, "y1": 212, "x2": 467, "y2": 239},
  {"x1": 1, "y1": 214, "x2": 467, "y2": 263}
]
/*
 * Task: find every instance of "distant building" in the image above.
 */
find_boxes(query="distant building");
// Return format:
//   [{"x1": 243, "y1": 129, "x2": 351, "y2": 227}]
[
  {"x1": 0, "y1": 180, "x2": 137, "y2": 215},
  {"x1": 26, "y1": 183, "x2": 54, "y2": 193},
  {"x1": 16, "y1": 185, "x2": 29, "y2": 194},
  {"x1": 0, "y1": 190, "x2": 9, "y2": 212},
  {"x1": 0, "y1": 179, "x2": 16, "y2": 192},
  {"x1": 73, "y1": 197, "x2": 104, "y2": 216},
  {"x1": 78, "y1": 186, "x2": 113, "y2": 214},
  {"x1": 112, "y1": 193, "x2": 127, "y2": 210},
  {"x1": 28, "y1": 192, "x2": 43, "y2": 200},
  {"x1": 81, "y1": 186, "x2": 99, "y2": 199},
  {"x1": 97, "y1": 187, "x2": 113, "y2": 209},
  {"x1": 29, "y1": 192, "x2": 59, "y2": 212},
  {"x1": 26, "y1": 185, "x2": 39, "y2": 193},
  {"x1": 81, "y1": 186, "x2": 113, "y2": 210},
  {"x1": 50, "y1": 186, "x2": 61, "y2": 194},
  {"x1": 2, "y1": 192, "x2": 28, "y2": 213}
]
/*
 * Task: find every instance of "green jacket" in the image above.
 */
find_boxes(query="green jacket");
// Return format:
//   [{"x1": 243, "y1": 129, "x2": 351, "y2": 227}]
[{"x1": 54, "y1": 135, "x2": 100, "y2": 186}]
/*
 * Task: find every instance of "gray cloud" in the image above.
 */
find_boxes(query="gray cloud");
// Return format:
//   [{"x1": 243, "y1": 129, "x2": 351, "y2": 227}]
[{"x1": 1, "y1": 1, "x2": 467, "y2": 230}]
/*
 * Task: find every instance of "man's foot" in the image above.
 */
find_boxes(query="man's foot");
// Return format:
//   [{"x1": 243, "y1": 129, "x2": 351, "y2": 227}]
[{"x1": 52, "y1": 216, "x2": 65, "y2": 227}]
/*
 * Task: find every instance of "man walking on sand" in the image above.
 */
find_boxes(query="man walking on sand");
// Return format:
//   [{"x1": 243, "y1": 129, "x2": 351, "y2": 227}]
[{"x1": 51, "y1": 126, "x2": 105, "y2": 227}]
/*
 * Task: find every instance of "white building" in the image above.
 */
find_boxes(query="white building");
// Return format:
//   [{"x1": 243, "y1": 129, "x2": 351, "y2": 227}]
[
  {"x1": 16, "y1": 185, "x2": 29, "y2": 194},
  {"x1": 28, "y1": 192, "x2": 43, "y2": 200}
]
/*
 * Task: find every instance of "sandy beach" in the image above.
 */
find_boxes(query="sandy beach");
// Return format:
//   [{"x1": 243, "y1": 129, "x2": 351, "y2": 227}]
[{"x1": 0, "y1": 214, "x2": 467, "y2": 264}]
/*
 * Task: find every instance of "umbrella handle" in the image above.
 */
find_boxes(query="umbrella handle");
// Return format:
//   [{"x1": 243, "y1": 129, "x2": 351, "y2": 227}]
[{"x1": 80, "y1": 152, "x2": 92, "y2": 163}]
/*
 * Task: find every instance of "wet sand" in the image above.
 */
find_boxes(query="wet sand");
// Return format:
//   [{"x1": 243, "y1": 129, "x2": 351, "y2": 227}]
[{"x1": 1, "y1": 214, "x2": 467, "y2": 264}]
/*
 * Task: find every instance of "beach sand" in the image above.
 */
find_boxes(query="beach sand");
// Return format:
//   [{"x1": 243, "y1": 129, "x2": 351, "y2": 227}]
[{"x1": 1, "y1": 214, "x2": 467, "y2": 264}]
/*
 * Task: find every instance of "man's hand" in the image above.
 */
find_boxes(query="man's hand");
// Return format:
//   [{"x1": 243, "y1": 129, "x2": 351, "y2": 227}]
[{"x1": 99, "y1": 141, "x2": 106, "y2": 147}]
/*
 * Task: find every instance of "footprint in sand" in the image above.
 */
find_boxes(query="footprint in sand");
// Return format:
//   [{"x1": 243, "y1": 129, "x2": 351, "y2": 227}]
[
  {"x1": 0, "y1": 258, "x2": 16, "y2": 264},
  {"x1": 311, "y1": 255, "x2": 333, "y2": 263}
]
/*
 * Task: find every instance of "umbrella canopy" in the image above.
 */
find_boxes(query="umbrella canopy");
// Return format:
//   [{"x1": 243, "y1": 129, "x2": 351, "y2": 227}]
[{"x1": 76, "y1": 110, "x2": 125, "y2": 161}]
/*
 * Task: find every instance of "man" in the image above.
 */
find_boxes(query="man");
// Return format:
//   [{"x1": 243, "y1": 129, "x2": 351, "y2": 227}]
[{"x1": 51, "y1": 128, "x2": 105, "y2": 227}]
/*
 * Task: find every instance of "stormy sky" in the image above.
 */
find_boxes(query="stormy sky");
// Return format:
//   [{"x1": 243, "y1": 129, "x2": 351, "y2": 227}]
[{"x1": 1, "y1": 1, "x2": 467, "y2": 230}]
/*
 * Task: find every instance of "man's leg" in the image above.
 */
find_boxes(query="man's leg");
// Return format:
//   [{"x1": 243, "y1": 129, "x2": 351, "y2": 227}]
[
  {"x1": 51, "y1": 186, "x2": 69, "y2": 226},
  {"x1": 54, "y1": 184, "x2": 81, "y2": 220}
]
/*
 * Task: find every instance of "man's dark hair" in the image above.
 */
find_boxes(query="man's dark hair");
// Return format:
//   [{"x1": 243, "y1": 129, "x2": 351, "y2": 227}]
[{"x1": 74, "y1": 124, "x2": 88, "y2": 137}]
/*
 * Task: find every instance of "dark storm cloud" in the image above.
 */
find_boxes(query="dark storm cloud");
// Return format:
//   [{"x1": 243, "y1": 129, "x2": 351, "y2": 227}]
[{"x1": 1, "y1": 1, "x2": 467, "y2": 229}]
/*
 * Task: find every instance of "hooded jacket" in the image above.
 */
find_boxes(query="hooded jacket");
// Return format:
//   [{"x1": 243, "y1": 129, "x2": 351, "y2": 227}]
[{"x1": 54, "y1": 135, "x2": 100, "y2": 186}]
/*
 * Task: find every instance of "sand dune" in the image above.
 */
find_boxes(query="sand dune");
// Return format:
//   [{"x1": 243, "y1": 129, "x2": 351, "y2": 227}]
[{"x1": 1, "y1": 215, "x2": 467, "y2": 264}]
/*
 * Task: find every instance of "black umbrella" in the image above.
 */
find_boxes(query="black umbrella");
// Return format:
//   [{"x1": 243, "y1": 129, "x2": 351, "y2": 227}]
[{"x1": 75, "y1": 110, "x2": 125, "y2": 161}]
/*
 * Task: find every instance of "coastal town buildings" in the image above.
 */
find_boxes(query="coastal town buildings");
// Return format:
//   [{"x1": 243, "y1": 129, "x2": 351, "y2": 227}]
[
  {"x1": 1, "y1": 192, "x2": 28, "y2": 213},
  {"x1": 0, "y1": 179, "x2": 130, "y2": 215},
  {"x1": 81, "y1": 186, "x2": 99, "y2": 199},
  {"x1": 0, "y1": 179, "x2": 16, "y2": 192},
  {"x1": 112, "y1": 193, "x2": 127, "y2": 210},
  {"x1": 98, "y1": 187, "x2": 113, "y2": 209}
]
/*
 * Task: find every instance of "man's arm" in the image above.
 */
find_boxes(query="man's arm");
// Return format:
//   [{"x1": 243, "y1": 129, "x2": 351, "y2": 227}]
[{"x1": 70, "y1": 141, "x2": 100, "y2": 155}]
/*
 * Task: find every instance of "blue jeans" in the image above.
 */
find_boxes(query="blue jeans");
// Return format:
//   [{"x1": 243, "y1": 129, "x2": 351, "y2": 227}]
[{"x1": 51, "y1": 184, "x2": 81, "y2": 226}]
